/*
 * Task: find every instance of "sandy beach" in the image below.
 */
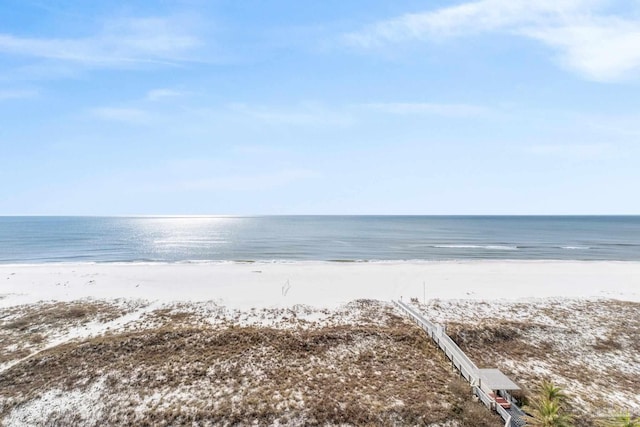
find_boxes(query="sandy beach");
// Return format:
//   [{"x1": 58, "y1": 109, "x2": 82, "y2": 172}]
[
  {"x1": 2, "y1": 261, "x2": 639, "y2": 425},
  {"x1": 2, "y1": 260, "x2": 639, "y2": 309}
]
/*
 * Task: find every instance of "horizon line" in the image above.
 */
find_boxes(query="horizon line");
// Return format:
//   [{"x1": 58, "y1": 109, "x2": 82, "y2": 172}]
[{"x1": 0, "y1": 214, "x2": 639, "y2": 218}]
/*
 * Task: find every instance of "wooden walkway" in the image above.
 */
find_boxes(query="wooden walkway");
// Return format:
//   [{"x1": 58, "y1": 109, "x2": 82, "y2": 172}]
[{"x1": 393, "y1": 300, "x2": 526, "y2": 427}]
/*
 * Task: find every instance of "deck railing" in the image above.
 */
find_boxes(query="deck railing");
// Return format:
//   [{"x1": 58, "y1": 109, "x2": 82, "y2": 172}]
[
  {"x1": 394, "y1": 300, "x2": 479, "y2": 383},
  {"x1": 393, "y1": 299, "x2": 523, "y2": 427},
  {"x1": 474, "y1": 385, "x2": 494, "y2": 407},
  {"x1": 495, "y1": 402, "x2": 513, "y2": 427}
]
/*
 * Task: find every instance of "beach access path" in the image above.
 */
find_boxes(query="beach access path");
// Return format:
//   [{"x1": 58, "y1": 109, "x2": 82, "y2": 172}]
[{"x1": 394, "y1": 299, "x2": 525, "y2": 427}]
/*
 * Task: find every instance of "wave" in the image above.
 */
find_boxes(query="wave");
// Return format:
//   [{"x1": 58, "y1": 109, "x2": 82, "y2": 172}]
[
  {"x1": 561, "y1": 246, "x2": 591, "y2": 250},
  {"x1": 152, "y1": 239, "x2": 229, "y2": 246},
  {"x1": 3, "y1": 258, "x2": 639, "y2": 267},
  {"x1": 429, "y1": 244, "x2": 519, "y2": 251}
]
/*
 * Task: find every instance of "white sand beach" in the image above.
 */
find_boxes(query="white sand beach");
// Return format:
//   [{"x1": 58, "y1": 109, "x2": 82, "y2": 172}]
[
  {"x1": 2, "y1": 260, "x2": 639, "y2": 309},
  {"x1": 2, "y1": 261, "x2": 639, "y2": 425}
]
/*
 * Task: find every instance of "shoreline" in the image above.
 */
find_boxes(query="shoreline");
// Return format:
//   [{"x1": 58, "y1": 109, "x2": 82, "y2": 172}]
[
  {"x1": 2, "y1": 258, "x2": 640, "y2": 266},
  {"x1": 2, "y1": 260, "x2": 639, "y2": 309}
]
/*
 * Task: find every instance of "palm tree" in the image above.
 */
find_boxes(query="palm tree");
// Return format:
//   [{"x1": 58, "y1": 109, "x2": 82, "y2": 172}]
[
  {"x1": 523, "y1": 381, "x2": 574, "y2": 427},
  {"x1": 598, "y1": 412, "x2": 640, "y2": 427},
  {"x1": 539, "y1": 380, "x2": 568, "y2": 403},
  {"x1": 524, "y1": 398, "x2": 574, "y2": 427}
]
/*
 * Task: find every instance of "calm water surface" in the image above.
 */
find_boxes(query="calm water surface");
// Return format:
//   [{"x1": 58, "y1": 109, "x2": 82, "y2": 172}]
[{"x1": 0, "y1": 216, "x2": 639, "y2": 263}]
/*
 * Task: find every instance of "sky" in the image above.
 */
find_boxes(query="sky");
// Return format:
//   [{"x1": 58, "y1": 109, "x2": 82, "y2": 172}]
[{"x1": 1, "y1": 0, "x2": 640, "y2": 215}]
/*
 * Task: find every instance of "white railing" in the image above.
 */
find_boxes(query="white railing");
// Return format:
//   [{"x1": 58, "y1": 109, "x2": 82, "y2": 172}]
[
  {"x1": 473, "y1": 386, "x2": 492, "y2": 407},
  {"x1": 495, "y1": 402, "x2": 513, "y2": 426},
  {"x1": 395, "y1": 300, "x2": 439, "y2": 332},
  {"x1": 474, "y1": 386, "x2": 514, "y2": 426},
  {"x1": 394, "y1": 300, "x2": 479, "y2": 384},
  {"x1": 438, "y1": 333, "x2": 479, "y2": 381},
  {"x1": 394, "y1": 300, "x2": 523, "y2": 427}
]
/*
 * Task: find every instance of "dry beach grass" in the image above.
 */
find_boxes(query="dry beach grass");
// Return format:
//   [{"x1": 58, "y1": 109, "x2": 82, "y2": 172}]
[
  {"x1": 419, "y1": 299, "x2": 640, "y2": 426},
  {"x1": 0, "y1": 299, "x2": 502, "y2": 426},
  {"x1": 0, "y1": 297, "x2": 637, "y2": 426}
]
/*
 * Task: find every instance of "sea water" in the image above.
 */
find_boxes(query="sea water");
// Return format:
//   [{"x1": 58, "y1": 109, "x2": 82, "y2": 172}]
[{"x1": 0, "y1": 216, "x2": 639, "y2": 263}]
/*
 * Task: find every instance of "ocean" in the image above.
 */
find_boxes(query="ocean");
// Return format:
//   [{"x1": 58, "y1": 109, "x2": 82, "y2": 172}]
[{"x1": 0, "y1": 216, "x2": 639, "y2": 263}]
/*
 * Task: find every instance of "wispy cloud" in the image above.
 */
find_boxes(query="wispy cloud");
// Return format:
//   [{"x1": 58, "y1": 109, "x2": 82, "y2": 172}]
[
  {"x1": 232, "y1": 145, "x2": 285, "y2": 156},
  {"x1": 522, "y1": 17, "x2": 640, "y2": 81},
  {"x1": 345, "y1": 0, "x2": 640, "y2": 81},
  {"x1": 90, "y1": 107, "x2": 152, "y2": 124},
  {"x1": 582, "y1": 112, "x2": 640, "y2": 137},
  {"x1": 359, "y1": 102, "x2": 491, "y2": 117},
  {"x1": 0, "y1": 17, "x2": 199, "y2": 69},
  {"x1": 165, "y1": 169, "x2": 317, "y2": 192},
  {"x1": 227, "y1": 103, "x2": 354, "y2": 126},
  {"x1": 345, "y1": 0, "x2": 595, "y2": 46},
  {"x1": 526, "y1": 143, "x2": 612, "y2": 159},
  {"x1": 0, "y1": 89, "x2": 38, "y2": 100},
  {"x1": 88, "y1": 98, "x2": 493, "y2": 130},
  {"x1": 146, "y1": 88, "x2": 186, "y2": 101}
]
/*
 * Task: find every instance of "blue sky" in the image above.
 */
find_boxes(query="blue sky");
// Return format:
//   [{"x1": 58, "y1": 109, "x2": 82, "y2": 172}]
[{"x1": 1, "y1": 0, "x2": 639, "y2": 215}]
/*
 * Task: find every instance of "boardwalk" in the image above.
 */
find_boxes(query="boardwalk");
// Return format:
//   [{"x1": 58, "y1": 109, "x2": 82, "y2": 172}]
[{"x1": 393, "y1": 300, "x2": 525, "y2": 427}]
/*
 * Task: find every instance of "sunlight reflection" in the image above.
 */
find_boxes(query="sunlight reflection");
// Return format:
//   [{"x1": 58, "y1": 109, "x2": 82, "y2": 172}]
[{"x1": 131, "y1": 216, "x2": 245, "y2": 253}]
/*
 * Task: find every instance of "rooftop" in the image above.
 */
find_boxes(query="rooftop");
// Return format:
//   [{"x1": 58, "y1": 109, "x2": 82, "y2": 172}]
[{"x1": 478, "y1": 369, "x2": 520, "y2": 391}]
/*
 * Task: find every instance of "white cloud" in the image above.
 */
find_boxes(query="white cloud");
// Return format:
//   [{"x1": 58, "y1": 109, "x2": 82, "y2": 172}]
[
  {"x1": 346, "y1": 0, "x2": 640, "y2": 81},
  {"x1": 168, "y1": 169, "x2": 317, "y2": 192},
  {"x1": 232, "y1": 145, "x2": 284, "y2": 156},
  {"x1": 582, "y1": 112, "x2": 640, "y2": 136},
  {"x1": 227, "y1": 103, "x2": 354, "y2": 126},
  {"x1": 526, "y1": 143, "x2": 611, "y2": 158},
  {"x1": 523, "y1": 17, "x2": 640, "y2": 81},
  {"x1": 345, "y1": 0, "x2": 597, "y2": 46},
  {"x1": 90, "y1": 107, "x2": 152, "y2": 124},
  {"x1": 146, "y1": 88, "x2": 185, "y2": 101},
  {"x1": 0, "y1": 89, "x2": 38, "y2": 100},
  {"x1": 0, "y1": 17, "x2": 199, "y2": 69},
  {"x1": 359, "y1": 102, "x2": 490, "y2": 117}
]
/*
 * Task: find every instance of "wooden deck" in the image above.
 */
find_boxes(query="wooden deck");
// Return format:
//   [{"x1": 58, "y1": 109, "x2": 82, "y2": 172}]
[{"x1": 393, "y1": 299, "x2": 525, "y2": 427}]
